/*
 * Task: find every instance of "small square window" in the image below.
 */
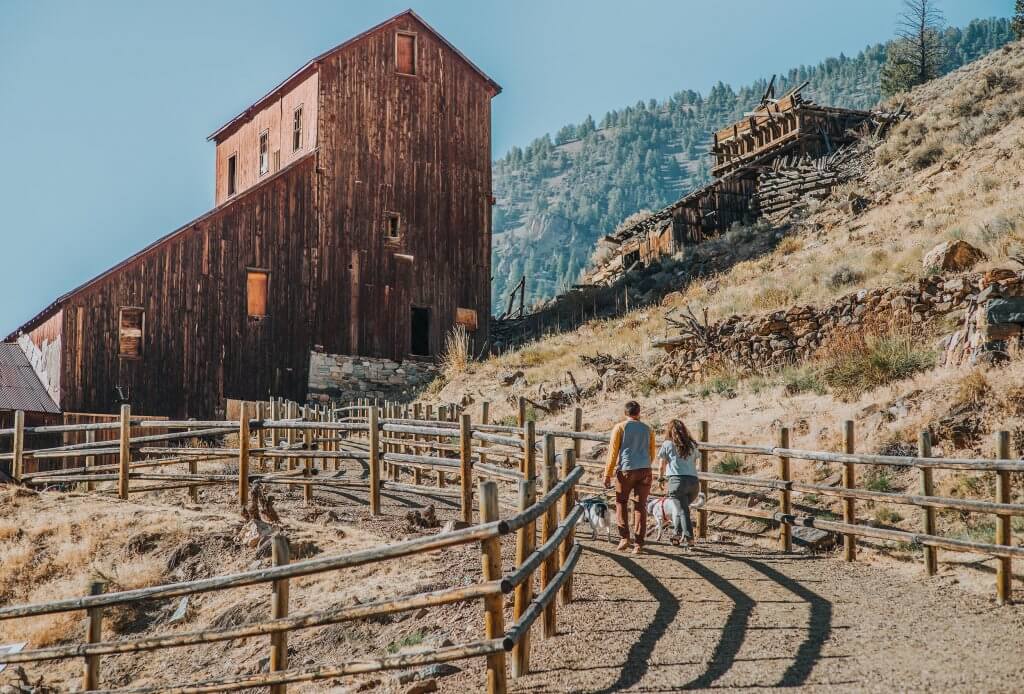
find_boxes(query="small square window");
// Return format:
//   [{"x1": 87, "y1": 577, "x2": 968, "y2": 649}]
[
  {"x1": 396, "y1": 33, "x2": 416, "y2": 75},
  {"x1": 292, "y1": 106, "x2": 303, "y2": 152},
  {"x1": 258, "y1": 130, "x2": 269, "y2": 176},
  {"x1": 247, "y1": 270, "x2": 269, "y2": 318},
  {"x1": 118, "y1": 307, "x2": 144, "y2": 359},
  {"x1": 384, "y1": 212, "x2": 401, "y2": 239}
]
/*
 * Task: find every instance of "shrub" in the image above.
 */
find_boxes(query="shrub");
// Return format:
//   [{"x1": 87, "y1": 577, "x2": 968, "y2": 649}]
[
  {"x1": 863, "y1": 467, "x2": 894, "y2": 493},
  {"x1": 874, "y1": 506, "x2": 903, "y2": 525},
  {"x1": 907, "y1": 134, "x2": 947, "y2": 170},
  {"x1": 818, "y1": 329, "x2": 935, "y2": 400},
  {"x1": 780, "y1": 367, "x2": 827, "y2": 396},
  {"x1": 827, "y1": 266, "x2": 865, "y2": 289},
  {"x1": 955, "y1": 368, "x2": 991, "y2": 405},
  {"x1": 776, "y1": 235, "x2": 804, "y2": 255},
  {"x1": 387, "y1": 629, "x2": 427, "y2": 654},
  {"x1": 440, "y1": 325, "x2": 470, "y2": 379},
  {"x1": 714, "y1": 454, "x2": 744, "y2": 475}
]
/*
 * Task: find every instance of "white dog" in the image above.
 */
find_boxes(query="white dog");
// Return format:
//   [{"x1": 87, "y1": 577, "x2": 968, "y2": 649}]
[
  {"x1": 647, "y1": 493, "x2": 706, "y2": 543},
  {"x1": 577, "y1": 497, "x2": 613, "y2": 542}
]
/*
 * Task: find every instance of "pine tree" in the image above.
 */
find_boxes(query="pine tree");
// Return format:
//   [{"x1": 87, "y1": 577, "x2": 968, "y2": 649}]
[
  {"x1": 1014, "y1": 0, "x2": 1024, "y2": 40},
  {"x1": 881, "y1": 0, "x2": 947, "y2": 96}
]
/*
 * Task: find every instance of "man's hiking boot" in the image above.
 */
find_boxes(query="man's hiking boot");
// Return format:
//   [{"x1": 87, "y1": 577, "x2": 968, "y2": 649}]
[
  {"x1": 669, "y1": 534, "x2": 681, "y2": 546},
  {"x1": 631, "y1": 544, "x2": 644, "y2": 555},
  {"x1": 616, "y1": 539, "x2": 631, "y2": 551}
]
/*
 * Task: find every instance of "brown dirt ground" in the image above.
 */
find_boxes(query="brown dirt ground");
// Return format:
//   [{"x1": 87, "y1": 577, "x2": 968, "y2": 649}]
[{"x1": 446, "y1": 536, "x2": 1024, "y2": 694}]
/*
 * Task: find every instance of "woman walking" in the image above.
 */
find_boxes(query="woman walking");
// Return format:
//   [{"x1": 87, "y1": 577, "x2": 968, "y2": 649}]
[{"x1": 656, "y1": 419, "x2": 700, "y2": 546}]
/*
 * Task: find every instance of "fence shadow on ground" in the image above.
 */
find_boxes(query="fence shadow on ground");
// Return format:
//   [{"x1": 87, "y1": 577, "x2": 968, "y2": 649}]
[{"x1": 583, "y1": 545, "x2": 835, "y2": 691}]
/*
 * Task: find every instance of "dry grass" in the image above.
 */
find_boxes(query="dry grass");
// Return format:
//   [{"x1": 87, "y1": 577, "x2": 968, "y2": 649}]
[
  {"x1": 440, "y1": 324, "x2": 470, "y2": 379},
  {"x1": 816, "y1": 327, "x2": 935, "y2": 401}
]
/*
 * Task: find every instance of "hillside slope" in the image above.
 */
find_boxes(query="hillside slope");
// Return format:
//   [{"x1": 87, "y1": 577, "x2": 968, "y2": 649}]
[
  {"x1": 440, "y1": 39, "x2": 1024, "y2": 576},
  {"x1": 491, "y1": 17, "x2": 1013, "y2": 313}
]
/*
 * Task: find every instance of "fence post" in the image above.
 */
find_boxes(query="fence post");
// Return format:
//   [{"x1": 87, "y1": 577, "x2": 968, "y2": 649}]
[
  {"x1": 83, "y1": 580, "x2": 105, "y2": 691},
  {"x1": 697, "y1": 420, "x2": 709, "y2": 540},
  {"x1": 303, "y1": 426, "x2": 313, "y2": 506},
  {"x1": 573, "y1": 407, "x2": 583, "y2": 462},
  {"x1": 842, "y1": 419, "x2": 856, "y2": 562},
  {"x1": 517, "y1": 397, "x2": 527, "y2": 431},
  {"x1": 478, "y1": 481, "x2": 507, "y2": 694},
  {"x1": 777, "y1": 427, "x2": 791, "y2": 552},
  {"x1": 541, "y1": 436, "x2": 558, "y2": 638},
  {"x1": 12, "y1": 410, "x2": 24, "y2": 482},
  {"x1": 238, "y1": 405, "x2": 250, "y2": 508},
  {"x1": 118, "y1": 405, "x2": 130, "y2": 500},
  {"x1": 480, "y1": 401, "x2": 490, "y2": 468},
  {"x1": 919, "y1": 430, "x2": 937, "y2": 576},
  {"x1": 512, "y1": 478, "x2": 535, "y2": 679},
  {"x1": 996, "y1": 431, "x2": 1013, "y2": 605},
  {"x1": 413, "y1": 403, "x2": 423, "y2": 486},
  {"x1": 369, "y1": 405, "x2": 381, "y2": 515},
  {"x1": 85, "y1": 429, "x2": 96, "y2": 492},
  {"x1": 269, "y1": 535, "x2": 290, "y2": 694},
  {"x1": 460, "y1": 414, "x2": 473, "y2": 524},
  {"x1": 559, "y1": 448, "x2": 577, "y2": 605},
  {"x1": 436, "y1": 405, "x2": 447, "y2": 489}
]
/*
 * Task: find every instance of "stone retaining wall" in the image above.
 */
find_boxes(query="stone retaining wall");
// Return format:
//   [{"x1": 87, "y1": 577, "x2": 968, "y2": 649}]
[
  {"x1": 656, "y1": 271, "x2": 1024, "y2": 380},
  {"x1": 306, "y1": 351, "x2": 438, "y2": 404}
]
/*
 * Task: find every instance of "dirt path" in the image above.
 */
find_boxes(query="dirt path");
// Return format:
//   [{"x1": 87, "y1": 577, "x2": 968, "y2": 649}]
[{"x1": 492, "y1": 539, "x2": 1024, "y2": 693}]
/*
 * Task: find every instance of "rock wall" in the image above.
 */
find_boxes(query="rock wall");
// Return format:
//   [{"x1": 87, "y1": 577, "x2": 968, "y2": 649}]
[
  {"x1": 656, "y1": 272, "x2": 1012, "y2": 380},
  {"x1": 306, "y1": 352, "x2": 438, "y2": 404}
]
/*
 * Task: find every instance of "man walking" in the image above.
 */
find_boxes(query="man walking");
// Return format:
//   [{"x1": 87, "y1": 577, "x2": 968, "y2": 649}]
[{"x1": 603, "y1": 400, "x2": 656, "y2": 554}]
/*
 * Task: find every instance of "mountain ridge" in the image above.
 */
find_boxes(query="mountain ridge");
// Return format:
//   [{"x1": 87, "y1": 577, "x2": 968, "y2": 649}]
[{"x1": 491, "y1": 16, "x2": 1013, "y2": 314}]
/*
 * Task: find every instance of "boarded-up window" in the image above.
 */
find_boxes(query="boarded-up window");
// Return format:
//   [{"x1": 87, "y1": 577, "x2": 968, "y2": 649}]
[
  {"x1": 247, "y1": 270, "x2": 269, "y2": 318},
  {"x1": 455, "y1": 308, "x2": 478, "y2": 331},
  {"x1": 396, "y1": 33, "x2": 416, "y2": 75},
  {"x1": 118, "y1": 307, "x2": 144, "y2": 359},
  {"x1": 258, "y1": 131, "x2": 269, "y2": 175},
  {"x1": 272, "y1": 149, "x2": 281, "y2": 172},
  {"x1": 227, "y1": 154, "x2": 237, "y2": 196},
  {"x1": 292, "y1": 106, "x2": 303, "y2": 151}
]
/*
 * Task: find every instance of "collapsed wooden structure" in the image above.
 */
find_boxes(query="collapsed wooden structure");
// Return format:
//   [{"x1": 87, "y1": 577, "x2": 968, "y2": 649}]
[{"x1": 584, "y1": 83, "x2": 902, "y2": 286}]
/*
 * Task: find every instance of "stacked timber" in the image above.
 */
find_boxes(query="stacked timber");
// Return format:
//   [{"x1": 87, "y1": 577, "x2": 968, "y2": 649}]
[{"x1": 755, "y1": 146, "x2": 867, "y2": 220}]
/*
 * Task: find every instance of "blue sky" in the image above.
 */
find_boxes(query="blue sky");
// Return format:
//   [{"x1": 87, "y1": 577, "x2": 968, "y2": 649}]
[{"x1": 0, "y1": 0, "x2": 1009, "y2": 334}]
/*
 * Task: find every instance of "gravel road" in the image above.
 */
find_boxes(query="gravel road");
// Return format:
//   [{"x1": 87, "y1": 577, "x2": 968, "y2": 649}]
[{"x1": 483, "y1": 539, "x2": 1024, "y2": 693}]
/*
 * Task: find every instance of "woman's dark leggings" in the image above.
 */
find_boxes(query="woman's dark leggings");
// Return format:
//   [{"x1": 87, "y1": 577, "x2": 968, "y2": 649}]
[{"x1": 668, "y1": 475, "x2": 700, "y2": 538}]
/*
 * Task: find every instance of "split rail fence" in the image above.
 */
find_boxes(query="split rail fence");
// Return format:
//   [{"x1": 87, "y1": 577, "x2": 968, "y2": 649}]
[{"x1": 1, "y1": 398, "x2": 1022, "y2": 691}]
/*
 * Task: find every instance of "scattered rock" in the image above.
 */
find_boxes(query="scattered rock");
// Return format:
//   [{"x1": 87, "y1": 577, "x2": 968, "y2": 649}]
[
  {"x1": 439, "y1": 520, "x2": 471, "y2": 533},
  {"x1": 500, "y1": 370, "x2": 524, "y2": 386},
  {"x1": 922, "y1": 240, "x2": 986, "y2": 272},
  {"x1": 417, "y1": 664, "x2": 460, "y2": 680},
  {"x1": 792, "y1": 525, "x2": 835, "y2": 550},
  {"x1": 406, "y1": 505, "x2": 440, "y2": 530}
]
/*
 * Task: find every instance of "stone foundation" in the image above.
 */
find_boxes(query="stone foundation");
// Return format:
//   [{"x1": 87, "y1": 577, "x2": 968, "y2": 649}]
[{"x1": 306, "y1": 352, "x2": 439, "y2": 404}]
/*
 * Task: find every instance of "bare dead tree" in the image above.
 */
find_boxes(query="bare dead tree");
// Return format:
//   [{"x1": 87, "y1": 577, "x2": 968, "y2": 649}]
[{"x1": 882, "y1": 0, "x2": 947, "y2": 96}]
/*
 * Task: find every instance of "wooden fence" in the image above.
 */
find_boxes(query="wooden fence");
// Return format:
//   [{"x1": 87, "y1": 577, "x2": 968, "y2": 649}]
[{"x1": 1, "y1": 397, "x2": 1022, "y2": 690}]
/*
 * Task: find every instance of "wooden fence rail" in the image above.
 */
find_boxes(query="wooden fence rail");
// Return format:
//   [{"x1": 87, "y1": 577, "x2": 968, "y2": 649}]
[{"x1": 2, "y1": 397, "x2": 1023, "y2": 691}]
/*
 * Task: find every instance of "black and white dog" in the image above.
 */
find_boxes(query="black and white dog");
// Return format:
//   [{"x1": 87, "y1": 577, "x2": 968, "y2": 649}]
[{"x1": 577, "y1": 497, "x2": 613, "y2": 542}]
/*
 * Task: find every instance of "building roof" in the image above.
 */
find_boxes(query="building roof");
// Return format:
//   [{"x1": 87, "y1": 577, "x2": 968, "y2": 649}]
[
  {"x1": 207, "y1": 9, "x2": 501, "y2": 143},
  {"x1": 5, "y1": 150, "x2": 318, "y2": 342},
  {"x1": 0, "y1": 344, "x2": 60, "y2": 414}
]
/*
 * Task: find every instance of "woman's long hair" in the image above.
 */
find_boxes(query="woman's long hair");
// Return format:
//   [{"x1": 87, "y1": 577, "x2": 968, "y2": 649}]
[{"x1": 665, "y1": 419, "x2": 696, "y2": 458}]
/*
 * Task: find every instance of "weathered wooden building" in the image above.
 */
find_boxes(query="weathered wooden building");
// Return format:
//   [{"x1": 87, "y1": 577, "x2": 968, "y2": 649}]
[{"x1": 5, "y1": 10, "x2": 500, "y2": 418}]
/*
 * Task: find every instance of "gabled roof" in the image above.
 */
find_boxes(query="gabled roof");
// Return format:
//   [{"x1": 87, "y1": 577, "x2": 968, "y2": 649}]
[
  {"x1": 208, "y1": 9, "x2": 501, "y2": 143},
  {"x1": 0, "y1": 344, "x2": 60, "y2": 414}
]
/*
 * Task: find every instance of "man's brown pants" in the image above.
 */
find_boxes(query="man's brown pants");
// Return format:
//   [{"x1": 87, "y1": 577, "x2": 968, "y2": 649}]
[{"x1": 615, "y1": 468, "x2": 653, "y2": 544}]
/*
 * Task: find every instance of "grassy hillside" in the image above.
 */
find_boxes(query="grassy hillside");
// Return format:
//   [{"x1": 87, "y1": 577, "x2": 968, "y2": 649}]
[
  {"x1": 491, "y1": 17, "x2": 1013, "y2": 313},
  {"x1": 440, "y1": 38, "x2": 1024, "y2": 570}
]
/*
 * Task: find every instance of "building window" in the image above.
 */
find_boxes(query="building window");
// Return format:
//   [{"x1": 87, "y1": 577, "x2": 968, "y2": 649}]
[
  {"x1": 411, "y1": 306, "x2": 430, "y2": 356},
  {"x1": 227, "y1": 154, "x2": 237, "y2": 196},
  {"x1": 455, "y1": 307, "x2": 478, "y2": 332},
  {"x1": 272, "y1": 149, "x2": 281, "y2": 172},
  {"x1": 258, "y1": 131, "x2": 269, "y2": 176},
  {"x1": 247, "y1": 270, "x2": 269, "y2": 318},
  {"x1": 292, "y1": 106, "x2": 303, "y2": 151},
  {"x1": 384, "y1": 212, "x2": 401, "y2": 240},
  {"x1": 396, "y1": 32, "x2": 416, "y2": 75},
  {"x1": 118, "y1": 307, "x2": 144, "y2": 359}
]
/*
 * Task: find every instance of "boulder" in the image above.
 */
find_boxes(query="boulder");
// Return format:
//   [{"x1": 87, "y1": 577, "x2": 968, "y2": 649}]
[
  {"x1": 922, "y1": 240, "x2": 987, "y2": 272},
  {"x1": 792, "y1": 525, "x2": 835, "y2": 550}
]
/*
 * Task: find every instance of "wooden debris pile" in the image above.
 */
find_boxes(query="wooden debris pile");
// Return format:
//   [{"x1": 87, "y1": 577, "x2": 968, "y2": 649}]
[{"x1": 755, "y1": 145, "x2": 868, "y2": 220}]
